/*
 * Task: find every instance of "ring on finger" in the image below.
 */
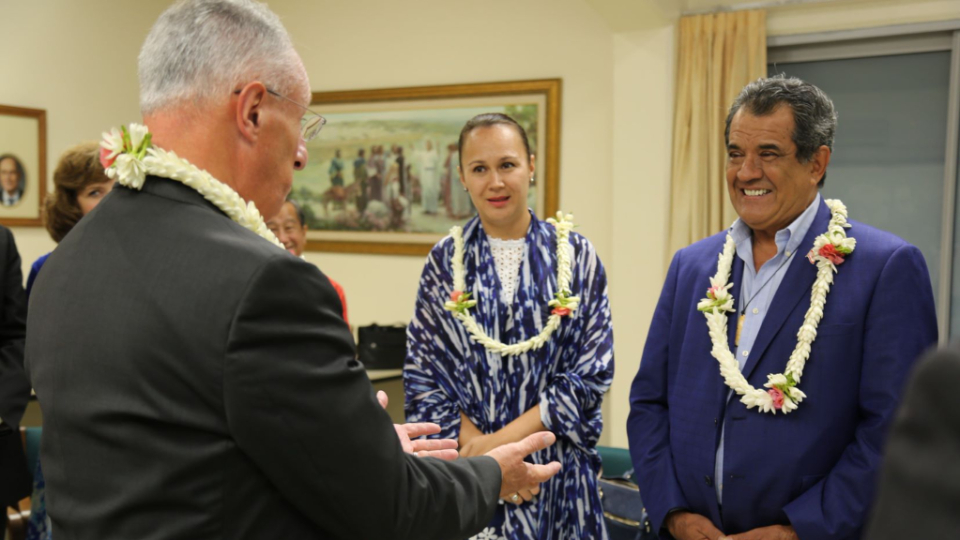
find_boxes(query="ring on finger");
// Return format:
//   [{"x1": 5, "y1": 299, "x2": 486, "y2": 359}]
[{"x1": 510, "y1": 493, "x2": 520, "y2": 503}]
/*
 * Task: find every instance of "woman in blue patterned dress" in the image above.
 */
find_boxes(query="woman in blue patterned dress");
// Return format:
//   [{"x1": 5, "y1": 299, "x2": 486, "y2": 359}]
[{"x1": 405, "y1": 113, "x2": 613, "y2": 540}]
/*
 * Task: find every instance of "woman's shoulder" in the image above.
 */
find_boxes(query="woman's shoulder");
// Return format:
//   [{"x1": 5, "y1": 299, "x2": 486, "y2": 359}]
[
  {"x1": 426, "y1": 216, "x2": 482, "y2": 264},
  {"x1": 32, "y1": 251, "x2": 52, "y2": 270}
]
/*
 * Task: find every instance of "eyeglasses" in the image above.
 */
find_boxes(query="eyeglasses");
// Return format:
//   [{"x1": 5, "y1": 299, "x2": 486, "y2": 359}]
[{"x1": 233, "y1": 88, "x2": 327, "y2": 142}]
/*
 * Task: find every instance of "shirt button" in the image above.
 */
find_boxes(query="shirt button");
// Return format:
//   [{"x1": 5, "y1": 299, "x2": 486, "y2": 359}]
[
  {"x1": 742, "y1": 350, "x2": 749, "y2": 357},
  {"x1": 752, "y1": 308, "x2": 759, "y2": 314}
]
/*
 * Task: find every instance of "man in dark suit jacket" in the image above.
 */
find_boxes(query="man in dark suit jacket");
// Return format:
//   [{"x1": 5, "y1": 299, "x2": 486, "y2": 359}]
[
  {"x1": 25, "y1": 2, "x2": 558, "y2": 539},
  {"x1": 628, "y1": 76, "x2": 938, "y2": 539},
  {"x1": 866, "y1": 347, "x2": 960, "y2": 538},
  {"x1": 0, "y1": 225, "x2": 29, "y2": 531}
]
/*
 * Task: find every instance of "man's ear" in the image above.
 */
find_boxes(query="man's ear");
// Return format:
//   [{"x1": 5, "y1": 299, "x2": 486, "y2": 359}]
[
  {"x1": 810, "y1": 145, "x2": 831, "y2": 185},
  {"x1": 235, "y1": 82, "x2": 268, "y2": 143}
]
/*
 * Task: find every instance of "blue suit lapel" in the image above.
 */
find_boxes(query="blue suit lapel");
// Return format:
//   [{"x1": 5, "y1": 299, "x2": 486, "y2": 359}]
[
  {"x1": 740, "y1": 200, "x2": 831, "y2": 383},
  {"x1": 727, "y1": 256, "x2": 744, "y2": 349}
]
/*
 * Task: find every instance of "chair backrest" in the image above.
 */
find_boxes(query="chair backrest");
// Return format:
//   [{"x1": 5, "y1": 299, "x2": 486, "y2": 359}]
[{"x1": 597, "y1": 445, "x2": 635, "y2": 483}]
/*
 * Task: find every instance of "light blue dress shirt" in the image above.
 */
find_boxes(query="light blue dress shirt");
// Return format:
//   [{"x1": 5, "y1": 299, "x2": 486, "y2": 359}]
[{"x1": 714, "y1": 194, "x2": 821, "y2": 504}]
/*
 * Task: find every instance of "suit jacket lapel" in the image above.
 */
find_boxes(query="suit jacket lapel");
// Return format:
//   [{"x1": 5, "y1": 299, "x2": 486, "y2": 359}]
[
  {"x1": 740, "y1": 200, "x2": 831, "y2": 383},
  {"x1": 727, "y1": 256, "x2": 744, "y2": 350}
]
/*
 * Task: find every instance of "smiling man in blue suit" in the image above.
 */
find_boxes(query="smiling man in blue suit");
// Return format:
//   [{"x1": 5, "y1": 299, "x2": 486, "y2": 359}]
[{"x1": 628, "y1": 76, "x2": 938, "y2": 540}]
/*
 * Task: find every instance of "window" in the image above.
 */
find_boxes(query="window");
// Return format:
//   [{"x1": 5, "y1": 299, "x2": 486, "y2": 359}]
[{"x1": 769, "y1": 23, "x2": 960, "y2": 342}]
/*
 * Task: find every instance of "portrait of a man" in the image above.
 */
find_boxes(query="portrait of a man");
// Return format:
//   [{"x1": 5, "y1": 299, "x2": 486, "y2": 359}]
[{"x1": 0, "y1": 154, "x2": 26, "y2": 207}]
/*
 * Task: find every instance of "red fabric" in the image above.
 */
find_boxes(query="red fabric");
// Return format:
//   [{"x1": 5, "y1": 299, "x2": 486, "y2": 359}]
[{"x1": 327, "y1": 276, "x2": 349, "y2": 326}]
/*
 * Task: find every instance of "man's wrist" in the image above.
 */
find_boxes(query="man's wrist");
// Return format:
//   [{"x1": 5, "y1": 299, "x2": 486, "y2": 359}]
[{"x1": 663, "y1": 507, "x2": 690, "y2": 537}]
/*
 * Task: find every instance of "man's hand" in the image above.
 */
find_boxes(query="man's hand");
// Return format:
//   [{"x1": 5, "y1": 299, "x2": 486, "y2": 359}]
[
  {"x1": 485, "y1": 431, "x2": 561, "y2": 498},
  {"x1": 722, "y1": 525, "x2": 799, "y2": 540},
  {"x1": 666, "y1": 511, "x2": 725, "y2": 540},
  {"x1": 378, "y1": 390, "x2": 459, "y2": 460}
]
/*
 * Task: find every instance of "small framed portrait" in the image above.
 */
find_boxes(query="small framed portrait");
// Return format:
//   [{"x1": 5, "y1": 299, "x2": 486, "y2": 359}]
[
  {"x1": 295, "y1": 79, "x2": 561, "y2": 255},
  {"x1": 0, "y1": 104, "x2": 47, "y2": 226}
]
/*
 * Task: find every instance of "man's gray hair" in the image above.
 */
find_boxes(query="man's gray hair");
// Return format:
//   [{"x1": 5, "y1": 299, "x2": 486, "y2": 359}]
[
  {"x1": 138, "y1": 0, "x2": 300, "y2": 115},
  {"x1": 724, "y1": 75, "x2": 838, "y2": 186}
]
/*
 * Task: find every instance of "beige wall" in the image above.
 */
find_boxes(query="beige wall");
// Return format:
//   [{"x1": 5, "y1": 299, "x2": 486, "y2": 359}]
[
  {"x1": 271, "y1": 0, "x2": 616, "y2": 332},
  {"x1": 767, "y1": 0, "x2": 960, "y2": 36},
  {"x1": 0, "y1": 0, "x2": 169, "y2": 284},
  {"x1": 2, "y1": 0, "x2": 957, "y2": 449},
  {"x1": 606, "y1": 26, "x2": 676, "y2": 447}
]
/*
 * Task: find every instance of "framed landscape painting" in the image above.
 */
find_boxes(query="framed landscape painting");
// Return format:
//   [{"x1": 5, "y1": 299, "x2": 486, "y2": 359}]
[
  {"x1": 0, "y1": 105, "x2": 46, "y2": 226},
  {"x1": 294, "y1": 79, "x2": 561, "y2": 255}
]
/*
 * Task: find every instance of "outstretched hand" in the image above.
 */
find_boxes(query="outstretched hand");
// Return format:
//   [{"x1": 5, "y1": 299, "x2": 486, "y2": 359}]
[
  {"x1": 378, "y1": 390, "x2": 459, "y2": 461},
  {"x1": 485, "y1": 431, "x2": 562, "y2": 498}
]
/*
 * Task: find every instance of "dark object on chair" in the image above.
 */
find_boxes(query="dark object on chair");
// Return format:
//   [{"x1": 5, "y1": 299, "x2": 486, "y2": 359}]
[
  {"x1": 5, "y1": 426, "x2": 36, "y2": 540},
  {"x1": 598, "y1": 446, "x2": 655, "y2": 540},
  {"x1": 358, "y1": 324, "x2": 407, "y2": 369}
]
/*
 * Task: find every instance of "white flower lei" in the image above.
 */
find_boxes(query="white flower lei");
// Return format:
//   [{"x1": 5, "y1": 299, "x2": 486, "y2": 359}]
[
  {"x1": 99, "y1": 124, "x2": 283, "y2": 250},
  {"x1": 696, "y1": 199, "x2": 856, "y2": 414},
  {"x1": 444, "y1": 212, "x2": 580, "y2": 356}
]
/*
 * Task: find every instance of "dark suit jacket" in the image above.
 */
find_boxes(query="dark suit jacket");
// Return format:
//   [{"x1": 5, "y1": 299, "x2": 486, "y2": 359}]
[
  {"x1": 0, "y1": 225, "x2": 30, "y2": 508},
  {"x1": 866, "y1": 347, "x2": 960, "y2": 539},
  {"x1": 628, "y1": 200, "x2": 938, "y2": 539},
  {"x1": 26, "y1": 178, "x2": 500, "y2": 540}
]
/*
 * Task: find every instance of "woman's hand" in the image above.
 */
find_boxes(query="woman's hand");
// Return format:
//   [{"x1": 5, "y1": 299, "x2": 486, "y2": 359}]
[
  {"x1": 458, "y1": 407, "x2": 550, "y2": 458},
  {"x1": 503, "y1": 487, "x2": 540, "y2": 505},
  {"x1": 458, "y1": 410, "x2": 483, "y2": 446},
  {"x1": 460, "y1": 432, "x2": 505, "y2": 458},
  {"x1": 459, "y1": 412, "x2": 503, "y2": 457}
]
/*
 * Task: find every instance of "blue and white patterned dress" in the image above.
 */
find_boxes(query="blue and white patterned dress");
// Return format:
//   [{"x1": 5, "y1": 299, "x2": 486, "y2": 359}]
[{"x1": 405, "y1": 211, "x2": 614, "y2": 540}]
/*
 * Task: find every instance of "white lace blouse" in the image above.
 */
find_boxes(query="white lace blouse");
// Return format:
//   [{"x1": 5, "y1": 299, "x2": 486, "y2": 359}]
[{"x1": 488, "y1": 237, "x2": 526, "y2": 303}]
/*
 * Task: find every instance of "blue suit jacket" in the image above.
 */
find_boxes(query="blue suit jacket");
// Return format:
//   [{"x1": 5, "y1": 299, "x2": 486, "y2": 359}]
[{"x1": 628, "y1": 200, "x2": 938, "y2": 539}]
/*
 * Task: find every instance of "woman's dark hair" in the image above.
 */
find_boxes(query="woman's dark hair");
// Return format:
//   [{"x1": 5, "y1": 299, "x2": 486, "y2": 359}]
[
  {"x1": 457, "y1": 113, "x2": 532, "y2": 168},
  {"x1": 44, "y1": 142, "x2": 111, "y2": 243}
]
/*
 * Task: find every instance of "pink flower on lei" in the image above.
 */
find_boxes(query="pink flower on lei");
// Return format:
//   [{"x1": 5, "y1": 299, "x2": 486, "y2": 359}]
[
  {"x1": 818, "y1": 244, "x2": 845, "y2": 265},
  {"x1": 99, "y1": 146, "x2": 117, "y2": 169},
  {"x1": 767, "y1": 387, "x2": 785, "y2": 410}
]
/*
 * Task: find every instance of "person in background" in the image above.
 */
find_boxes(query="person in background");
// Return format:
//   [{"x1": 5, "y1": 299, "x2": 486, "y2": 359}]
[
  {"x1": 0, "y1": 154, "x2": 26, "y2": 206},
  {"x1": 328, "y1": 149, "x2": 344, "y2": 187},
  {"x1": 446, "y1": 141, "x2": 473, "y2": 218},
  {"x1": 353, "y1": 148, "x2": 368, "y2": 213},
  {"x1": 865, "y1": 346, "x2": 960, "y2": 538},
  {"x1": 418, "y1": 140, "x2": 439, "y2": 215},
  {"x1": 368, "y1": 145, "x2": 384, "y2": 203},
  {"x1": 266, "y1": 199, "x2": 349, "y2": 326},
  {"x1": 26, "y1": 142, "x2": 115, "y2": 297},
  {"x1": 0, "y1": 223, "x2": 28, "y2": 538},
  {"x1": 405, "y1": 113, "x2": 613, "y2": 539}
]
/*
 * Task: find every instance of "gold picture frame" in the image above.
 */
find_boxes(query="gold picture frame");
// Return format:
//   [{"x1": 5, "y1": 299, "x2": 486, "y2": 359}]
[
  {"x1": 295, "y1": 78, "x2": 561, "y2": 256},
  {"x1": 0, "y1": 104, "x2": 47, "y2": 227}
]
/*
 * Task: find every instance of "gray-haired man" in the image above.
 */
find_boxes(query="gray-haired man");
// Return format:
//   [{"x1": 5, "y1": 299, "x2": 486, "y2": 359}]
[{"x1": 26, "y1": 1, "x2": 559, "y2": 539}]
